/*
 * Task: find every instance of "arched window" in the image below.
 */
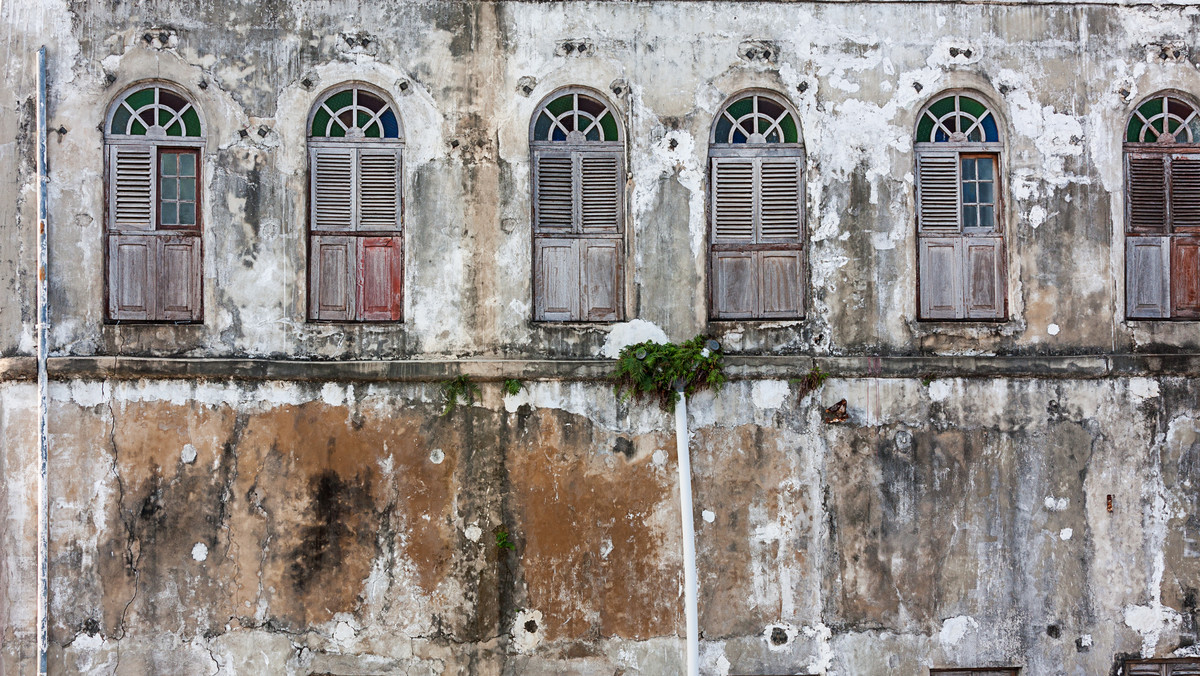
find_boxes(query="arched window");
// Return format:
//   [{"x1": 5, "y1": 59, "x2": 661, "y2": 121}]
[
  {"x1": 530, "y1": 88, "x2": 625, "y2": 321},
  {"x1": 915, "y1": 92, "x2": 1006, "y2": 320},
  {"x1": 1124, "y1": 92, "x2": 1200, "y2": 319},
  {"x1": 104, "y1": 83, "x2": 205, "y2": 322},
  {"x1": 708, "y1": 91, "x2": 804, "y2": 319},
  {"x1": 307, "y1": 85, "x2": 404, "y2": 322}
]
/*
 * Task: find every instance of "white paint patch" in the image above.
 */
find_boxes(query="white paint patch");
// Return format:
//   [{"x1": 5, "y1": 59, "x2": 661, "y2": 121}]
[
  {"x1": 702, "y1": 510, "x2": 715, "y2": 524},
  {"x1": 319, "y1": 383, "x2": 346, "y2": 407},
  {"x1": 191, "y1": 543, "x2": 208, "y2": 562},
  {"x1": 1125, "y1": 604, "x2": 1183, "y2": 656},
  {"x1": 751, "y1": 381, "x2": 790, "y2": 409},
  {"x1": 600, "y1": 320, "x2": 670, "y2": 359},
  {"x1": 332, "y1": 621, "x2": 356, "y2": 643},
  {"x1": 1046, "y1": 323, "x2": 1060, "y2": 336},
  {"x1": 939, "y1": 615, "x2": 980, "y2": 647},
  {"x1": 181, "y1": 444, "x2": 198, "y2": 464},
  {"x1": 800, "y1": 623, "x2": 833, "y2": 674},
  {"x1": 928, "y1": 380, "x2": 953, "y2": 402},
  {"x1": 429, "y1": 448, "x2": 445, "y2": 465},
  {"x1": 1029, "y1": 205, "x2": 1049, "y2": 229},
  {"x1": 1044, "y1": 496, "x2": 1069, "y2": 512},
  {"x1": 652, "y1": 449, "x2": 668, "y2": 467},
  {"x1": 464, "y1": 524, "x2": 482, "y2": 543},
  {"x1": 511, "y1": 608, "x2": 544, "y2": 654},
  {"x1": 1079, "y1": 634, "x2": 1093, "y2": 649},
  {"x1": 1060, "y1": 528, "x2": 1073, "y2": 541},
  {"x1": 600, "y1": 536, "x2": 613, "y2": 560},
  {"x1": 1129, "y1": 378, "x2": 1160, "y2": 402}
]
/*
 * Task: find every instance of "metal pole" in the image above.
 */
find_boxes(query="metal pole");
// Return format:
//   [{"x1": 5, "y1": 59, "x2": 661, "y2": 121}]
[
  {"x1": 674, "y1": 390, "x2": 699, "y2": 676},
  {"x1": 36, "y1": 44, "x2": 50, "y2": 676}
]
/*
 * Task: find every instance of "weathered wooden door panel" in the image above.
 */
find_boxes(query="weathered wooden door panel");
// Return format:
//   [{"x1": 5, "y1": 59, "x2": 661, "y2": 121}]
[
  {"x1": 309, "y1": 235, "x2": 356, "y2": 321},
  {"x1": 1172, "y1": 236, "x2": 1200, "y2": 318},
  {"x1": 711, "y1": 251, "x2": 756, "y2": 319},
  {"x1": 919, "y1": 237, "x2": 963, "y2": 319},
  {"x1": 581, "y1": 239, "x2": 621, "y2": 320},
  {"x1": 358, "y1": 236, "x2": 403, "y2": 321},
  {"x1": 963, "y1": 237, "x2": 1005, "y2": 319},
  {"x1": 158, "y1": 235, "x2": 202, "y2": 321},
  {"x1": 108, "y1": 234, "x2": 156, "y2": 321},
  {"x1": 534, "y1": 239, "x2": 579, "y2": 321},
  {"x1": 758, "y1": 250, "x2": 803, "y2": 318},
  {"x1": 1126, "y1": 236, "x2": 1171, "y2": 319}
]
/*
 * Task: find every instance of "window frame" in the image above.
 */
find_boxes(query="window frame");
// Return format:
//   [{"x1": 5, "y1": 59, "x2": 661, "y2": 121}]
[
  {"x1": 930, "y1": 669, "x2": 1020, "y2": 676},
  {"x1": 1123, "y1": 658, "x2": 1200, "y2": 675}
]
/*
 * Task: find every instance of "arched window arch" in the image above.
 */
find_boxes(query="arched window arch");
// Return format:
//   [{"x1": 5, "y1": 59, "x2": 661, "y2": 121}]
[
  {"x1": 530, "y1": 88, "x2": 625, "y2": 321},
  {"x1": 1124, "y1": 92, "x2": 1200, "y2": 319},
  {"x1": 915, "y1": 92, "x2": 1006, "y2": 320},
  {"x1": 104, "y1": 82, "x2": 205, "y2": 322},
  {"x1": 708, "y1": 91, "x2": 804, "y2": 319},
  {"x1": 307, "y1": 84, "x2": 405, "y2": 322}
]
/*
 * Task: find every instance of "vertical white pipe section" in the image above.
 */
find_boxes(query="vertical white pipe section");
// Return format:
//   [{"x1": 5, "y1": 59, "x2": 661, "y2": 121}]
[
  {"x1": 36, "y1": 45, "x2": 50, "y2": 676},
  {"x1": 675, "y1": 392, "x2": 700, "y2": 676}
]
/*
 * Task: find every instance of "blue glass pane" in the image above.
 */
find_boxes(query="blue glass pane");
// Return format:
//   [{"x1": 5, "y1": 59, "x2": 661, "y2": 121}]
[
  {"x1": 981, "y1": 114, "x2": 999, "y2": 142},
  {"x1": 977, "y1": 158, "x2": 993, "y2": 180},
  {"x1": 534, "y1": 112, "x2": 553, "y2": 141},
  {"x1": 979, "y1": 181, "x2": 993, "y2": 203},
  {"x1": 964, "y1": 182, "x2": 977, "y2": 203},
  {"x1": 934, "y1": 129, "x2": 949, "y2": 143},
  {"x1": 552, "y1": 126, "x2": 567, "y2": 141},
  {"x1": 732, "y1": 128, "x2": 747, "y2": 143},
  {"x1": 161, "y1": 177, "x2": 177, "y2": 200},
  {"x1": 380, "y1": 110, "x2": 400, "y2": 138},
  {"x1": 963, "y1": 205, "x2": 977, "y2": 229},
  {"x1": 162, "y1": 202, "x2": 178, "y2": 225},
  {"x1": 961, "y1": 158, "x2": 976, "y2": 179},
  {"x1": 980, "y1": 205, "x2": 994, "y2": 228}
]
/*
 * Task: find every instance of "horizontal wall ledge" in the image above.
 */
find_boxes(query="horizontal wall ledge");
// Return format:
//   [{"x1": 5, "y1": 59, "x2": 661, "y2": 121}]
[{"x1": 0, "y1": 354, "x2": 1198, "y2": 383}]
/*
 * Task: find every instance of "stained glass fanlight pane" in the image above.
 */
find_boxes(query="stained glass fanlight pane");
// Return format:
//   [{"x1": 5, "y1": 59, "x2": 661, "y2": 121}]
[
  {"x1": 1127, "y1": 94, "x2": 1200, "y2": 144},
  {"x1": 311, "y1": 86, "x2": 402, "y2": 139},
  {"x1": 109, "y1": 85, "x2": 202, "y2": 137},
  {"x1": 920, "y1": 94, "x2": 1000, "y2": 144},
  {"x1": 714, "y1": 93, "x2": 800, "y2": 145},
  {"x1": 532, "y1": 90, "x2": 620, "y2": 142}
]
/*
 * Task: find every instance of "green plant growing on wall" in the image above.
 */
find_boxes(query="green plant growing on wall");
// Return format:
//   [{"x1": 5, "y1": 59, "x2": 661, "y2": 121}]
[
  {"x1": 921, "y1": 374, "x2": 937, "y2": 387},
  {"x1": 441, "y1": 375, "x2": 481, "y2": 417},
  {"x1": 495, "y1": 527, "x2": 515, "y2": 551},
  {"x1": 503, "y1": 379, "x2": 523, "y2": 396},
  {"x1": 791, "y1": 365, "x2": 828, "y2": 398},
  {"x1": 612, "y1": 335, "x2": 726, "y2": 411}
]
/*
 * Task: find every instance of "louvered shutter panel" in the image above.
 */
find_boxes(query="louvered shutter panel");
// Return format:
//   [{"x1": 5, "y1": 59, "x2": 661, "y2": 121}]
[
  {"x1": 109, "y1": 146, "x2": 155, "y2": 231},
  {"x1": 158, "y1": 235, "x2": 202, "y2": 321},
  {"x1": 1126, "y1": 236, "x2": 1171, "y2": 319},
  {"x1": 311, "y1": 147, "x2": 355, "y2": 231},
  {"x1": 711, "y1": 251, "x2": 756, "y2": 319},
  {"x1": 1168, "y1": 662, "x2": 1200, "y2": 676},
  {"x1": 759, "y1": 250, "x2": 803, "y2": 317},
  {"x1": 963, "y1": 237, "x2": 1005, "y2": 319},
  {"x1": 1170, "y1": 154, "x2": 1200, "y2": 231},
  {"x1": 712, "y1": 158, "x2": 755, "y2": 243},
  {"x1": 1128, "y1": 154, "x2": 1168, "y2": 233},
  {"x1": 919, "y1": 237, "x2": 963, "y2": 319},
  {"x1": 309, "y1": 235, "x2": 355, "y2": 320},
  {"x1": 534, "y1": 151, "x2": 574, "y2": 233},
  {"x1": 917, "y1": 152, "x2": 960, "y2": 232},
  {"x1": 107, "y1": 234, "x2": 156, "y2": 320},
  {"x1": 1172, "y1": 236, "x2": 1200, "y2": 318},
  {"x1": 759, "y1": 158, "x2": 802, "y2": 242},
  {"x1": 1126, "y1": 664, "x2": 1166, "y2": 676},
  {"x1": 534, "y1": 239, "x2": 579, "y2": 320},
  {"x1": 358, "y1": 149, "x2": 401, "y2": 231},
  {"x1": 581, "y1": 239, "x2": 621, "y2": 320},
  {"x1": 579, "y1": 152, "x2": 622, "y2": 234},
  {"x1": 357, "y1": 236, "x2": 403, "y2": 321}
]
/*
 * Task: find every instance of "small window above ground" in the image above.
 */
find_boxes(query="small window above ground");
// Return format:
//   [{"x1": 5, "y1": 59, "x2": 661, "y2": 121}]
[{"x1": 1124, "y1": 657, "x2": 1200, "y2": 675}]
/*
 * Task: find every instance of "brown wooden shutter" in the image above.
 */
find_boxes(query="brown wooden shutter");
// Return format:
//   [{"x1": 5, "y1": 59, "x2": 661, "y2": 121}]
[
  {"x1": 109, "y1": 146, "x2": 155, "y2": 231},
  {"x1": 963, "y1": 237, "x2": 1005, "y2": 319},
  {"x1": 759, "y1": 158, "x2": 802, "y2": 242},
  {"x1": 358, "y1": 149, "x2": 401, "y2": 231},
  {"x1": 1125, "y1": 664, "x2": 1165, "y2": 676},
  {"x1": 759, "y1": 250, "x2": 803, "y2": 317},
  {"x1": 917, "y1": 152, "x2": 961, "y2": 232},
  {"x1": 711, "y1": 251, "x2": 756, "y2": 319},
  {"x1": 581, "y1": 239, "x2": 620, "y2": 320},
  {"x1": 107, "y1": 234, "x2": 156, "y2": 320},
  {"x1": 158, "y1": 235, "x2": 201, "y2": 321},
  {"x1": 534, "y1": 239, "x2": 579, "y2": 320},
  {"x1": 1126, "y1": 236, "x2": 1171, "y2": 319},
  {"x1": 311, "y1": 147, "x2": 355, "y2": 231},
  {"x1": 1167, "y1": 662, "x2": 1200, "y2": 676},
  {"x1": 533, "y1": 151, "x2": 574, "y2": 233},
  {"x1": 309, "y1": 235, "x2": 355, "y2": 320},
  {"x1": 579, "y1": 152, "x2": 622, "y2": 234},
  {"x1": 1172, "y1": 236, "x2": 1200, "y2": 318},
  {"x1": 919, "y1": 237, "x2": 963, "y2": 319},
  {"x1": 357, "y1": 236, "x2": 403, "y2": 321},
  {"x1": 1128, "y1": 153, "x2": 1168, "y2": 233},
  {"x1": 1170, "y1": 154, "x2": 1200, "y2": 231},
  {"x1": 712, "y1": 158, "x2": 755, "y2": 243}
]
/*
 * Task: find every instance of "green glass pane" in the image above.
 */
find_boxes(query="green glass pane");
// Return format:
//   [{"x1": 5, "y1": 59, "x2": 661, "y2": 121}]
[
  {"x1": 166, "y1": 122, "x2": 183, "y2": 136},
  {"x1": 179, "y1": 153, "x2": 195, "y2": 176},
  {"x1": 181, "y1": 108, "x2": 202, "y2": 137},
  {"x1": 179, "y1": 202, "x2": 195, "y2": 225},
  {"x1": 110, "y1": 107, "x2": 132, "y2": 134},
  {"x1": 928, "y1": 96, "x2": 956, "y2": 119},
  {"x1": 328, "y1": 122, "x2": 345, "y2": 138},
  {"x1": 959, "y1": 96, "x2": 987, "y2": 119},
  {"x1": 324, "y1": 90, "x2": 353, "y2": 113},
  {"x1": 1151, "y1": 118, "x2": 1164, "y2": 135},
  {"x1": 311, "y1": 108, "x2": 332, "y2": 137},
  {"x1": 162, "y1": 153, "x2": 177, "y2": 175},
  {"x1": 727, "y1": 97, "x2": 753, "y2": 119},
  {"x1": 161, "y1": 202, "x2": 177, "y2": 225},
  {"x1": 916, "y1": 114, "x2": 935, "y2": 142},
  {"x1": 130, "y1": 118, "x2": 147, "y2": 135},
  {"x1": 546, "y1": 94, "x2": 574, "y2": 117},
  {"x1": 1127, "y1": 117, "x2": 1143, "y2": 142},
  {"x1": 599, "y1": 111, "x2": 618, "y2": 141},
  {"x1": 124, "y1": 88, "x2": 155, "y2": 110},
  {"x1": 158, "y1": 108, "x2": 173, "y2": 128},
  {"x1": 364, "y1": 121, "x2": 381, "y2": 138},
  {"x1": 161, "y1": 177, "x2": 177, "y2": 199},
  {"x1": 758, "y1": 116, "x2": 771, "y2": 134},
  {"x1": 180, "y1": 178, "x2": 195, "y2": 200},
  {"x1": 1168, "y1": 118, "x2": 1181, "y2": 133},
  {"x1": 779, "y1": 113, "x2": 798, "y2": 144},
  {"x1": 1138, "y1": 97, "x2": 1163, "y2": 119},
  {"x1": 357, "y1": 111, "x2": 371, "y2": 129}
]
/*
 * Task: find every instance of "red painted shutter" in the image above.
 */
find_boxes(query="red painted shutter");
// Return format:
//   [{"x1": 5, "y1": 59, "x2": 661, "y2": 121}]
[
  {"x1": 109, "y1": 146, "x2": 155, "y2": 231},
  {"x1": 311, "y1": 147, "x2": 355, "y2": 231},
  {"x1": 579, "y1": 152, "x2": 622, "y2": 234},
  {"x1": 759, "y1": 250, "x2": 803, "y2": 317},
  {"x1": 1172, "y1": 236, "x2": 1200, "y2": 318},
  {"x1": 358, "y1": 149, "x2": 401, "y2": 231},
  {"x1": 963, "y1": 237, "x2": 1005, "y2": 319},
  {"x1": 107, "y1": 234, "x2": 156, "y2": 320},
  {"x1": 534, "y1": 239, "x2": 579, "y2": 321},
  {"x1": 917, "y1": 152, "x2": 961, "y2": 232},
  {"x1": 759, "y1": 158, "x2": 802, "y2": 243},
  {"x1": 919, "y1": 237, "x2": 963, "y2": 319},
  {"x1": 1126, "y1": 236, "x2": 1171, "y2": 319},
  {"x1": 1128, "y1": 153, "x2": 1167, "y2": 233},
  {"x1": 581, "y1": 239, "x2": 621, "y2": 320},
  {"x1": 309, "y1": 235, "x2": 355, "y2": 320},
  {"x1": 533, "y1": 151, "x2": 574, "y2": 234},
  {"x1": 711, "y1": 251, "x2": 756, "y2": 319},
  {"x1": 357, "y1": 236, "x2": 403, "y2": 321},
  {"x1": 1170, "y1": 154, "x2": 1200, "y2": 232},
  {"x1": 158, "y1": 235, "x2": 202, "y2": 321}
]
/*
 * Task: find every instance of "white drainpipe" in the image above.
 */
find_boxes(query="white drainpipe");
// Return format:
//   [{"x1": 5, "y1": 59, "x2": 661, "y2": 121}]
[
  {"x1": 675, "y1": 387, "x2": 700, "y2": 676},
  {"x1": 36, "y1": 45, "x2": 50, "y2": 676}
]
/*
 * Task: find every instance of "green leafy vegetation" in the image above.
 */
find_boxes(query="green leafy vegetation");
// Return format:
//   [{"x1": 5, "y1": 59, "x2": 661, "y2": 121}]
[
  {"x1": 612, "y1": 335, "x2": 726, "y2": 411},
  {"x1": 440, "y1": 375, "x2": 481, "y2": 417},
  {"x1": 495, "y1": 527, "x2": 515, "y2": 551},
  {"x1": 503, "y1": 379, "x2": 523, "y2": 396},
  {"x1": 790, "y1": 365, "x2": 829, "y2": 398}
]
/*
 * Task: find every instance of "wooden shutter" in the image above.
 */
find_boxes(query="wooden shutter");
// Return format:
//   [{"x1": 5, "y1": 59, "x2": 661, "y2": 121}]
[
  {"x1": 107, "y1": 234, "x2": 156, "y2": 320},
  {"x1": 534, "y1": 239, "x2": 579, "y2": 320},
  {"x1": 357, "y1": 236, "x2": 403, "y2": 321},
  {"x1": 534, "y1": 151, "x2": 574, "y2": 233},
  {"x1": 358, "y1": 149, "x2": 401, "y2": 231},
  {"x1": 1126, "y1": 236, "x2": 1171, "y2": 319},
  {"x1": 759, "y1": 158, "x2": 802, "y2": 242},
  {"x1": 158, "y1": 235, "x2": 201, "y2": 321},
  {"x1": 919, "y1": 237, "x2": 963, "y2": 319},
  {"x1": 581, "y1": 239, "x2": 621, "y2": 320},
  {"x1": 963, "y1": 237, "x2": 1005, "y2": 319},
  {"x1": 1172, "y1": 236, "x2": 1200, "y2": 318},
  {"x1": 917, "y1": 152, "x2": 961, "y2": 232},
  {"x1": 711, "y1": 251, "x2": 756, "y2": 319},
  {"x1": 1125, "y1": 664, "x2": 1165, "y2": 676},
  {"x1": 759, "y1": 250, "x2": 803, "y2": 317},
  {"x1": 1170, "y1": 154, "x2": 1200, "y2": 232},
  {"x1": 309, "y1": 235, "x2": 355, "y2": 320},
  {"x1": 712, "y1": 158, "x2": 755, "y2": 243},
  {"x1": 1168, "y1": 663, "x2": 1200, "y2": 676},
  {"x1": 311, "y1": 147, "x2": 355, "y2": 231},
  {"x1": 579, "y1": 152, "x2": 622, "y2": 234},
  {"x1": 1128, "y1": 153, "x2": 1168, "y2": 233},
  {"x1": 109, "y1": 146, "x2": 155, "y2": 231}
]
